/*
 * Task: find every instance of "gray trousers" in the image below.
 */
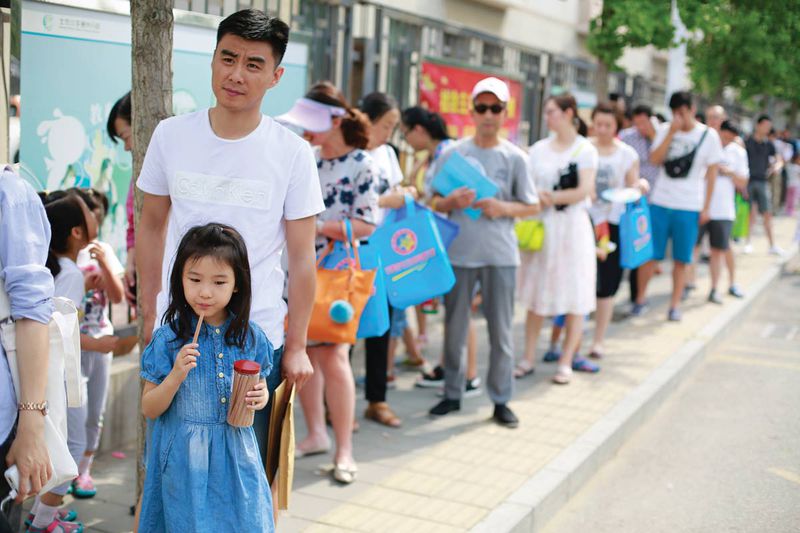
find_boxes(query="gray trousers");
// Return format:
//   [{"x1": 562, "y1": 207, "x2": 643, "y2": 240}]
[
  {"x1": 53, "y1": 351, "x2": 112, "y2": 495},
  {"x1": 444, "y1": 266, "x2": 516, "y2": 404}
]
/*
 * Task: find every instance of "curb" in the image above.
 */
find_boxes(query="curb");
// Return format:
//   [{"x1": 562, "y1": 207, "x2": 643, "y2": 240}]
[{"x1": 470, "y1": 251, "x2": 796, "y2": 533}]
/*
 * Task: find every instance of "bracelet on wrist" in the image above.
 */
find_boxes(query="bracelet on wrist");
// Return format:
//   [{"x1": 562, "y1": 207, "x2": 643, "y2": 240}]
[{"x1": 18, "y1": 401, "x2": 49, "y2": 416}]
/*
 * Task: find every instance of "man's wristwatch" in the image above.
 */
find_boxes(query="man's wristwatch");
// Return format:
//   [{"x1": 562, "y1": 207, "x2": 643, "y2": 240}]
[{"x1": 19, "y1": 401, "x2": 49, "y2": 416}]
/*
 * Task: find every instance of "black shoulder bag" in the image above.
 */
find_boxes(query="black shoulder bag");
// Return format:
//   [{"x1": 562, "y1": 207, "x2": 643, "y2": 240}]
[{"x1": 664, "y1": 127, "x2": 709, "y2": 179}]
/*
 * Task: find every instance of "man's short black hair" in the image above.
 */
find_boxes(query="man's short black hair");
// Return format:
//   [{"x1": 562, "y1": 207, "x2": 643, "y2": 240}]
[
  {"x1": 695, "y1": 111, "x2": 706, "y2": 124},
  {"x1": 756, "y1": 114, "x2": 771, "y2": 124},
  {"x1": 608, "y1": 92, "x2": 621, "y2": 102},
  {"x1": 668, "y1": 91, "x2": 693, "y2": 110},
  {"x1": 216, "y1": 9, "x2": 289, "y2": 65},
  {"x1": 632, "y1": 104, "x2": 652, "y2": 117},
  {"x1": 720, "y1": 120, "x2": 740, "y2": 136}
]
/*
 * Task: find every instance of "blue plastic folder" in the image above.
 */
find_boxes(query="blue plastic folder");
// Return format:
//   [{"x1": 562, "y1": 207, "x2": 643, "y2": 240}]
[{"x1": 431, "y1": 151, "x2": 499, "y2": 220}]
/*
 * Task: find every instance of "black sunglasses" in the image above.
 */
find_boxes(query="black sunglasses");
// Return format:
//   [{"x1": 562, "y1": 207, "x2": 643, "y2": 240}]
[{"x1": 474, "y1": 103, "x2": 506, "y2": 115}]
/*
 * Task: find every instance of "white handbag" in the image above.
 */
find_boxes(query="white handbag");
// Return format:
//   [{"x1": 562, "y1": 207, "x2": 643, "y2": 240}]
[{"x1": 0, "y1": 257, "x2": 83, "y2": 494}]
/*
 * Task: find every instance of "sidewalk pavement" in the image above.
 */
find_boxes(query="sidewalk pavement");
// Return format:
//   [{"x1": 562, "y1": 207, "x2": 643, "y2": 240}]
[{"x1": 47, "y1": 217, "x2": 798, "y2": 533}]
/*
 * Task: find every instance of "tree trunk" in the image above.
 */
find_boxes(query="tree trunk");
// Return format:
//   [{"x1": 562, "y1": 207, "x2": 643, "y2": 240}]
[
  {"x1": 131, "y1": 0, "x2": 173, "y2": 508},
  {"x1": 595, "y1": 60, "x2": 610, "y2": 103},
  {"x1": 788, "y1": 100, "x2": 798, "y2": 131}
]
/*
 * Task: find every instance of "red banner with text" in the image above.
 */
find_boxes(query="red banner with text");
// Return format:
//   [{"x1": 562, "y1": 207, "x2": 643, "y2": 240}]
[{"x1": 419, "y1": 61, "x2": 523, "y2": 142}]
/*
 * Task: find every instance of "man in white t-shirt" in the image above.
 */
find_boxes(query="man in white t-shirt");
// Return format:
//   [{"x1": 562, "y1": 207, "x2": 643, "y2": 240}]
[
  {"x1": 633, "y1": 91, "x2": 723, "y2": 321},
  {"x1": 691, "y1": 117, "x2": 749, "y2": 304},
  {"x1": 137, "y1": 10, "x2": 324, "y2": 459}
]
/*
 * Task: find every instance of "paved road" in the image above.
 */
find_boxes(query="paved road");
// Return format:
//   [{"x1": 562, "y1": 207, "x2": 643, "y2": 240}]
[{"x1": 543, "y1": 270, "x2": 800, "y2": 533}]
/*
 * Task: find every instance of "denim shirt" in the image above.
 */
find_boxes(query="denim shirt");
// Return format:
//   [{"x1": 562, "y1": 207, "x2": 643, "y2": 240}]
[{"x1": 0, "y1": 166, "x2": 55, "y2": 443}]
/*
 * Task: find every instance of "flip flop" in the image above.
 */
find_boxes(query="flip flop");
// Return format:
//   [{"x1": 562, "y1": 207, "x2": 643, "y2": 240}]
[
  {"x1": 295, "y1": 444, "x2": 331, "y2": 459},
  {"x1": 552, "y1": 365, "x2": 573, "y2": 385},
  {"x1": 572, "y1": 357, "x2": 600, "y2": 373},
  {"x1": 542, "y1": 350, "x2": 561, "y2": 363},
  {"x1": 513, "y1": 361, "x2": 536, "y2": 379},
  {"x1": 588, "y1": 350, "x2": 604, "y2": 360}
]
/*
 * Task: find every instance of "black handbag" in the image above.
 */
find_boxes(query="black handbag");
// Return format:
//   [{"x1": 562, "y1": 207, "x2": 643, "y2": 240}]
[
  {"x1": 664, "y1": 127, "x2": 709, "y2": 179},
  {"x1": 553, "y1": 142, "x2": 587, "y2": 211}
]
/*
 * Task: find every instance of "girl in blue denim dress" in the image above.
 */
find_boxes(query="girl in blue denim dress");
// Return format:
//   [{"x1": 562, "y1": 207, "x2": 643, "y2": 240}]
[{"x1": 139, "y1": 224, "x2": 275, "y2": 532}]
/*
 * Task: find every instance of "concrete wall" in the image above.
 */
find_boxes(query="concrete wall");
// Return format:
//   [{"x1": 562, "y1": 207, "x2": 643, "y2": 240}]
[{"x1": 97, "y1": 353, "x2": 140, "y2": 453}]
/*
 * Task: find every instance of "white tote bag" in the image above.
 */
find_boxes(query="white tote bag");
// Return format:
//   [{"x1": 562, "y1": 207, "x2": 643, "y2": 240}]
[{"x1": 0, "y1": 262, "x2": 82, "y2": 493}]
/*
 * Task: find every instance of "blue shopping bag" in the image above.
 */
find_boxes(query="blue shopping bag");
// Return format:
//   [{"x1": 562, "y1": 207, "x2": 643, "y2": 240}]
[
  {"x1": 619, "y1": 197, "x2": 654, "y2": 269},
  {"x1": 370, "y1": 196, "x2": 456, "y2": 308},
  {"x1": 320, "y1": 221, "x2": 390, "y2": 338},
  {"x1": 431, "y1": 151, "x2": 499, "y2": 220},
  {"x1": 382, "y1": 198, "x2": 460, "y2": 249}
]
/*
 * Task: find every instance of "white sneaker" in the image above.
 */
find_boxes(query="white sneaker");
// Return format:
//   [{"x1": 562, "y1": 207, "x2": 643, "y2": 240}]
[
  {"x1": 743, "y1": 243, "x2": 753, "y2": 254},
  {"x1": 769, "y1": 245, "x2": 785, "y2": 256}
]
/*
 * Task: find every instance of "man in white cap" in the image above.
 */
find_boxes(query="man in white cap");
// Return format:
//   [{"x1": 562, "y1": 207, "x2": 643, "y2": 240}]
[{"x1": 427, "y1": 77, "x2": 539, "y2": 428}]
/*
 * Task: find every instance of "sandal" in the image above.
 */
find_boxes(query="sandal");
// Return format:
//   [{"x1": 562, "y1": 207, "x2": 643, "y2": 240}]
[
  {"x1": 332, "y1": 462, "x2": 358, "y2": 484},
  {"x1": 364, "y1": 402, "x2": 402, "y2": 428},
  {"x1": 513, "y1": 360, "x2": 536, "y2": 379},
  {"x1": 588, "y1": 350, "x2": 604, "y2": 360},
  {"x1": 542, "y1": 350, "x2": 561, "y2": 363},
  {"x1": 572, "y1": 357, "x2": 600, "y2": 373},
  {"x1": 552, "y1": 365, "x2": 573, "y2": 385},
  {"x1": 295, "y1": 438, "x2": 331, "y2": 459},
  {"x1": 25, "y1": 509, "x2": 78, "y2": 528},
  {"x1": 397, "y1": 356, "x2": 426, "y2": 368},
  {"x1": 71, "y1": 473, "x2": 97, "y2": 499}
]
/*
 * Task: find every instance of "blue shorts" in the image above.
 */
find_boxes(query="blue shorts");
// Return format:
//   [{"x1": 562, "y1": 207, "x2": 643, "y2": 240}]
[{"x1": 650, "y1": 205, "x2": 700, "y2": 264}]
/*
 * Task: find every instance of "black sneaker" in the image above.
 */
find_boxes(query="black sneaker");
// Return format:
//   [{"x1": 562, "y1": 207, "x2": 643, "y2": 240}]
[
  {"x1": 708, "y1": 289, "x2": 723, "y2": 304},
  {"x1": 415, "y1": 365, "x2": 444, "y2": 388},
  {"x1": 429, "y1": 399, "x2": 460, "y2": 417},
  {"x1": 464, "y1": 377, "x2": 482, "y2": 398},
  {"x1": 493, "y1": 404, "x2": 519, "y2": 428},
  {"x1": 728, "y1": 285, "x2": 745, "y2": 298}
]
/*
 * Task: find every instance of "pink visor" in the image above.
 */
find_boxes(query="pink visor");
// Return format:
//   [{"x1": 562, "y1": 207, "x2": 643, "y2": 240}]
[{"x1": 276, "y1": 98, "x2": 347, "y2": 133}]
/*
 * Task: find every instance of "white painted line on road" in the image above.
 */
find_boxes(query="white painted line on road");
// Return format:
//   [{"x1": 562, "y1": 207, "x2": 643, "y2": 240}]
[
  {"x1": 716, "y1": 355, "x2": 800, "y2": 372},
  {"x1": 760, "y1": 323, "x2": 777, "y2": 338},
  {"x1": 767, "y1": 467, "x2": 800, "y2": 486}
]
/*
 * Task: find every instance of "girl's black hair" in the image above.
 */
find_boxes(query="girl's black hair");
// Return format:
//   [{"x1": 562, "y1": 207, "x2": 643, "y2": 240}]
[
  {"x1": 107, "y1": 92, "x2": 132, "y2": 143},
  {"x1": 401, "y1": 106, "x2": 451, "y2": 141},
  {"x1": 43, "y1": 195, "x2": 89, "y2": 278},
  {"x1": 358, "y1": 92, "x2": 398, "y2": 123},
  {"x1": 163, "y1": 223, "x2": 253, "y2": 349}
]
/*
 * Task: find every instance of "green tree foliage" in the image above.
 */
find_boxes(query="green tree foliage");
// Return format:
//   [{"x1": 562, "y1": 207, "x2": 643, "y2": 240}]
[
  {"x1": 586, "y1": 0, "x2": 674, "y2": 71},
  {"x1": 685, "y1": 0, "x2": 800, "y2": 105}
]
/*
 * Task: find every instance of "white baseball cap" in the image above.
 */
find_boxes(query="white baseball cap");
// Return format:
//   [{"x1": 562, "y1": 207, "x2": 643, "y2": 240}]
[
  {"x1": 276, "y1": 97, "x2": 347, "y2": 133},
  {"x1": 471, "y1": 77, "x2": 510, "y2": 103}
]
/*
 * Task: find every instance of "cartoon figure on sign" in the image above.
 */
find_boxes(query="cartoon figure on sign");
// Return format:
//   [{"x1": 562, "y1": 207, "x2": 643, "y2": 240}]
[
  {"x1": 391, "y1": 229, "x2": 418, "y2": 256},
  {"x1": 37, "y1": 108, "x2": 87, "y2": 190}
]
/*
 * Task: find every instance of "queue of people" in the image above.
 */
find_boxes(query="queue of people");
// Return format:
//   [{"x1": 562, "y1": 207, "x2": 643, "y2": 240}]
[{"x1": 2, "y1": 7, "x2": 796, "y2": 533}]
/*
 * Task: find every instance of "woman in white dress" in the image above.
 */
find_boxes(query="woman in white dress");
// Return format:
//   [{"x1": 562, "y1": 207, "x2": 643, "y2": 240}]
[{"x1": 516, "y1": 93, "x2": 599, "y2": 385}]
